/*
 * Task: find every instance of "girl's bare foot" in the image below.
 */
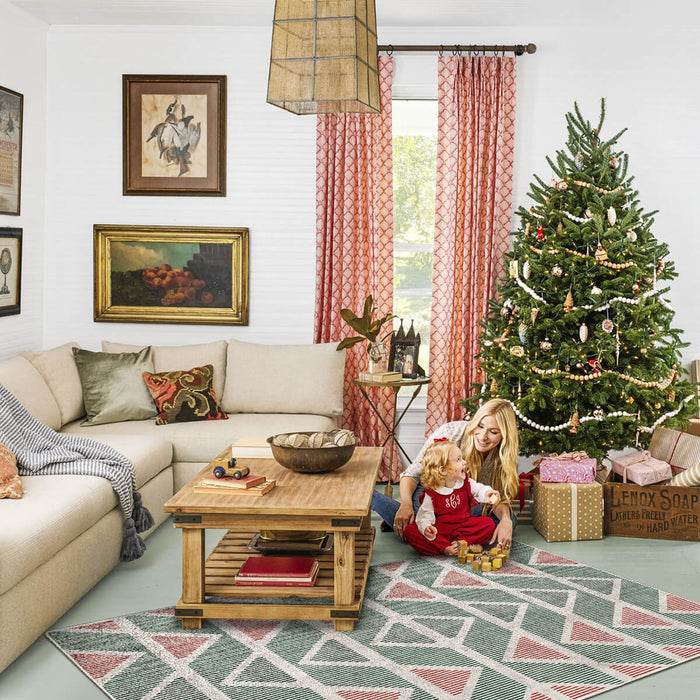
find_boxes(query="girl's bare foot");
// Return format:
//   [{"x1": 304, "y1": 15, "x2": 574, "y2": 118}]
[{"x1": 443, "y1": 540, "x2": 459, "y2": 556}]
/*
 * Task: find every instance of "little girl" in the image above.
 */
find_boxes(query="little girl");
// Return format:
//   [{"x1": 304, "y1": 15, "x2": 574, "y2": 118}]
[{"x1": 403, "y1": 440, "x2": 498, "y2": 556}]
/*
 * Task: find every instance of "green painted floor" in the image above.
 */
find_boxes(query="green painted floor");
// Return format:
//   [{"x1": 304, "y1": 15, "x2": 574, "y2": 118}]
[{"x1": 1, "y1": 494, "x2": 699, "y2": 699}]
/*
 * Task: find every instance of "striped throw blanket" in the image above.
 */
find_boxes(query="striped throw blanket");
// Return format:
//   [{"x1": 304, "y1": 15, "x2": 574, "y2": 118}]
[{"x1": 0, "y1": 383, "x2": 154, "y2": 561}]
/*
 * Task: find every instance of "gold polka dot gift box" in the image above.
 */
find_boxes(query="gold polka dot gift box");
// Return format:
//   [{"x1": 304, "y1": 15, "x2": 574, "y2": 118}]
[{"x1": 533, "y1": 475, "x2": 603, "y2": 542}]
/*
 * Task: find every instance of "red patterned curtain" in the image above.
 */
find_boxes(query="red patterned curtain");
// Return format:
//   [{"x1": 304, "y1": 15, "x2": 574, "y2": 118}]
[
  {"x1": 426, "y1": 55, "x2": 517, "y2": 432},
  {"x1": 314, "y1": 57, "x2": 399, "y2": 481}
]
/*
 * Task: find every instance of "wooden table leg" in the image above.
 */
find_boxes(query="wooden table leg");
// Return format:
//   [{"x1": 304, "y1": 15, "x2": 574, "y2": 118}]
[
  {"x1": 334, "y1": 530, "x2": 356, "y2": 631},
  {"x1": 181, "y1": 528, "x2": 205, "y2": 630}
]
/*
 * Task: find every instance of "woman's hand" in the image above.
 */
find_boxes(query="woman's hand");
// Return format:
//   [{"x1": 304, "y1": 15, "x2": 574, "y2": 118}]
[
  {"x1": 393, "y1": 501, "x2": 415, "y2": 540},
  {"x1": 490, "y1": 516, "x2": 513, "y2": 548},
  {"x1": 423, "y1": 524, "x2": 437, "y2": 541}
]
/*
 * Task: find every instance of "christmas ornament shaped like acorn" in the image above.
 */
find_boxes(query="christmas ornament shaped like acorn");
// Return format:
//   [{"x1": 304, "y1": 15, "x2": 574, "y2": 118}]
[
  {"x1": 556, "y1": 222, "x2": 564, "y2": 233},
  {"x1": 579, "y1": 323, "x2": 588, "y2": 342},
  {"x1": 607, "y1": 206, "x2": 617, "y2": 226}
]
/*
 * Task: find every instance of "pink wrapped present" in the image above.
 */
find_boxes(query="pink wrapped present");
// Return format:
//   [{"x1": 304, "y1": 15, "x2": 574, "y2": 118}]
[
  {"x1": 610, "y1": 450, "x2": 672, "y2": 485},
  {"x1": 536, "y1": 452, "x2": 597, "y2": 484}
]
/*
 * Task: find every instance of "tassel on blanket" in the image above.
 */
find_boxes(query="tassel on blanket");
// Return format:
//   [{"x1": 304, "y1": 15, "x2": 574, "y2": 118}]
[
  {"x1": 132, "y1": 491, "x2": 155, "y2": 533},
  {"x1": 120, "y1": 518, "x2": 146, "y2": 562}
]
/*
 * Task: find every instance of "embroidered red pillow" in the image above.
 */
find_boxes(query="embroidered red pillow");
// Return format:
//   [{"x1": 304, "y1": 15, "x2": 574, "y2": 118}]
[
  {"x1": 0, "y1": 443, "x2": 23, "y2": 499},
  {"x1": 142, "y1": 365, "x2": 228, "y2": 425}
]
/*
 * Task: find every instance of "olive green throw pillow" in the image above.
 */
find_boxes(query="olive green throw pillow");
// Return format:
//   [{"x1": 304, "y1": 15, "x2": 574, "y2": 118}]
[{"x1": 72, "y1": 346, "x2": 157, "y2": 426}]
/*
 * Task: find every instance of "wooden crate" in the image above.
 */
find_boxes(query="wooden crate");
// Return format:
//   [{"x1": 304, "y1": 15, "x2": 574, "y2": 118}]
[{"x1": 603, "y1": 477, "x2": 700, "y2": 541}]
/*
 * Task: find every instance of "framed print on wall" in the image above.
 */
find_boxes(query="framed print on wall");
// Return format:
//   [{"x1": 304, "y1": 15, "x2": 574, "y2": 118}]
[
  {"x1": 123, "y1": 75, "x2": 226, "y2": 196},
  {"x1": 0, "y1": 86, "x2": 23, "y2": 215},
  {"x1": 0, "y1": 228, "x2": 22, "y2": 317},
  {"x1": 94, "y1": 225, "x2": 248, "y2": 325}
]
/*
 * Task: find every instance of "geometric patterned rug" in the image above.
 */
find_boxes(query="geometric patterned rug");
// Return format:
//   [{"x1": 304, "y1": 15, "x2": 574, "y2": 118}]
[{"x1": 46, "y1": 541, "x2": 700, "y2": 700}]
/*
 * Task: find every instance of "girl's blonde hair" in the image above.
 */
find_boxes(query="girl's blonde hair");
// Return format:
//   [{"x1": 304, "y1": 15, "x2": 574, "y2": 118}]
[
  {"x1": 420, "y1": 440, "x2": 459, "y2": 491},
  {"x1": 463, "y1": 399, "x2": 519, "y2": 502}
]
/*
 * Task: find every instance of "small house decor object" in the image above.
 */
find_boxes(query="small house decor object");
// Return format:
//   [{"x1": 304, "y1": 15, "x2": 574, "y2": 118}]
[
  {"x1": 268, "y1": 430, "x2": 356, "y2": 473},
  {"x1": 0, "y1": 85, "x2": 22, "y2": 215},
  {"x1": 0, "y1": 228, "x2": 21, "y2": 317},
  {"x1": 388, "y1": 320, "x2": 425, "y2": 379},
  {"x1": 267, "y1": 0, "x2": 380, "y2": 115}
]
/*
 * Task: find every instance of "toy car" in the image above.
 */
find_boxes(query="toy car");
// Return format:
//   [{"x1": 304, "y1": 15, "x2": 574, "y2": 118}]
[{"x1": 211, "y1": 458, "x2": 250, "y2": 480}]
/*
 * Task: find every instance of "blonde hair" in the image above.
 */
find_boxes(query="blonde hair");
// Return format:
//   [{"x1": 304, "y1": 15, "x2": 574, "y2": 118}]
[
  {"x1": 420, "y1": 440, "x2": 459, "y2": 491},
  {"x1": 463, "y1": 399, "x2": 519, "y2": 502}
]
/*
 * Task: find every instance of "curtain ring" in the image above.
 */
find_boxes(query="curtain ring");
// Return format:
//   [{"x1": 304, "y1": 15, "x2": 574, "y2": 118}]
[
  {"x1": 439, "y1": 44, "x2": 444, "y2": 57},
  {"x1": 386, "y1": 44, "x2": 394, "y2": 56}
]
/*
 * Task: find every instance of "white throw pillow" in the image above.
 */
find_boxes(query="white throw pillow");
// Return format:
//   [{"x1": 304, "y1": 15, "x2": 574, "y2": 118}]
[
  {"x1": 102, "y1": 340, "x2": 227, "y2": 402},
  {"x1": 221, "y1": 339, "x2": 345, "y2": 417}
]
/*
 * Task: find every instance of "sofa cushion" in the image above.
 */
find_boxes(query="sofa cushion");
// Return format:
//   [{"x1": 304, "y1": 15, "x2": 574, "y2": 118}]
[
  {"x1": 61, "y1": 412, "x2": 338, "y2": 464},
  {"x1": 23, "y1": 342, "x2": 85, "y2": 425},
  {"x1": 0, "y1": 356, "x2": 62, "y2": 430},
  {"x1": 73, "y1": 346, "x2": 157, "y2": 426},
  {"x1": 0, "y1": 444, "x2": 22, "y2": 499},
  {"x1": 221, "y1": 339, "x2": 345, "y2": 417},
  {"x1": 0, "y1": 434, "x2": 172, "y2": 595},
  {"x1": 142, "y1": 364, "x2": 228, "y2": 425},
  {"x1": 102, "y1": 340, "x2": 227, "y2": 403}
]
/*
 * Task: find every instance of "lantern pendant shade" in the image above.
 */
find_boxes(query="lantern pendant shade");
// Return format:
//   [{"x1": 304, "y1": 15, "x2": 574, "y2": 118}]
[{"x1": 267, "y1": 0, "x2": 381, "y2": 115}]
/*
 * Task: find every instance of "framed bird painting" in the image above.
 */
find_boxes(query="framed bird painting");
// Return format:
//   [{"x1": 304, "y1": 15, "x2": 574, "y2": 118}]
[{"x1": 123, "y1": 75, "x2": 226, "y2": 196}]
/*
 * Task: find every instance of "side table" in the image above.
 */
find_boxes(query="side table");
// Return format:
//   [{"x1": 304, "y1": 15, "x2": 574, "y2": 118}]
[{"x1": 353, "y1": 376, "x2": 431, "y2": 497}]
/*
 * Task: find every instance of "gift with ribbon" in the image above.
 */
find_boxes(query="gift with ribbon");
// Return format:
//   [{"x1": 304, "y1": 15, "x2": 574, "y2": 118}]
[
  {"x1": 534, "y1": 451, "x2": 597, "y2": 484},
  {"x1": 649, "y1": 427, "x2": 700, "y2": 476},
  {"x1": 610, "y1": 449, "x2": 672, "y2": 486}
]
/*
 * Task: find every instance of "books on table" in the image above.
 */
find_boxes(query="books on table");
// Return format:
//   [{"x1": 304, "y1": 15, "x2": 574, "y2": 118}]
[
  {"x1": 358, "y1": 370, "x2": 403, "y2": 382},
  {"x1": 234, "y1": 556, "x2": 319, "y2": 586},
  {"x1": 199, "y1": 473, "x2": 266, "y2": 490},
  {"x1": 230, "y1": 435, "x2": 274, "y2": 459},
  {"x1": 193, "y1": 478, "x2": 276, "y2": 496}
]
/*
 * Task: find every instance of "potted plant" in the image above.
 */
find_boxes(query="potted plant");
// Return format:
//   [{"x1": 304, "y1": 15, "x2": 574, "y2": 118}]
[{"x1": 336, "y1": 295, "x2": 394, "y2": 372}]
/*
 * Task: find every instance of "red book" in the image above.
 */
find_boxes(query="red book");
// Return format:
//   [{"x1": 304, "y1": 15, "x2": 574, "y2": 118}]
[
  {"x1": 236, "y1": 556, "x2": 317, "y2": 579},
  {"x1": 199, "y1": 473, "x2": 266, "y2": 489},
  {"x1": 234, "y1": 563, "x2": 319, "y2": 586}
]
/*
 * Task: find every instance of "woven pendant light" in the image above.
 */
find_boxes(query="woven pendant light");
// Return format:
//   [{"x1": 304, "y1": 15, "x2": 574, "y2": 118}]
[{"x1": 267, "y1": 0, "x2": 381, "y2": 115}]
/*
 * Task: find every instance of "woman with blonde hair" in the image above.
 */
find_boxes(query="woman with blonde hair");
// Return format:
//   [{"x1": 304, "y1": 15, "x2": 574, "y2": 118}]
[{"x1": 371, "y1": 398, "x2": 520, "y2": 547}]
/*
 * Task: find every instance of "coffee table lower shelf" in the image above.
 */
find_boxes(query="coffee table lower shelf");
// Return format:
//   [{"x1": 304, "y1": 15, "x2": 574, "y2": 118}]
[{"x1": 175, "y1": 529, "x2": 375, "y2": 631}]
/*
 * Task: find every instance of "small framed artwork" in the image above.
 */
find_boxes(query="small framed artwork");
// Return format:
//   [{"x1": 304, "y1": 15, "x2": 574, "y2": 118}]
[
  {"x1": 123, "y1": 75, "x2": 226, "y2": 196},
  {"x1": 389, "y1": 331, "x2": 422, "y2": 379},
  {"x1": 0, "y1": 85, "x2": 23, "y2": 215},
  {"x1": 0, "y1": 228, "x2": 22, "y2": 317},
  {"x1": 94, "y1": 224, "x2": 248, "y2": 325}
]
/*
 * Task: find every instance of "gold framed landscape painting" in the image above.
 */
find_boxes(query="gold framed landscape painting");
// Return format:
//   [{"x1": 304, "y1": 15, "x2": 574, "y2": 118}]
[
  {"x1": 94, "y1": 225, "x2": 248, "y2": 325},
  {"x1": 0, "y1": 85, "x2": 23, "y2": 215},
  {"x1": 0, "y1": 228, "x2": 22, "y2": 317},
  {"x1": 123, "y1": 75, "x2": 226, "y2": 196}
]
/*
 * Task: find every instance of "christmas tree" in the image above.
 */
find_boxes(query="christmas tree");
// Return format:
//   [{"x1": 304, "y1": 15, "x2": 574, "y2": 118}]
[{"x1": 464, "y1": 100, "x2": 697, "y2": 461}]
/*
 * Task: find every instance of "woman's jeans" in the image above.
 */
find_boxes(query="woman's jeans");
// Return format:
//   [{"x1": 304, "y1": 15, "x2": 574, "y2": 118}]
[{"x1": 371, "y1": 485, "x2": 518, "y2": 531}]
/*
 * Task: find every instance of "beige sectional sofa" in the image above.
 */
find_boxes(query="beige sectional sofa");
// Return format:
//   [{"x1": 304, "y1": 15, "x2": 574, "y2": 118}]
[{"x1": 0, "y1": 338, "x2": 345, "y2": 672}]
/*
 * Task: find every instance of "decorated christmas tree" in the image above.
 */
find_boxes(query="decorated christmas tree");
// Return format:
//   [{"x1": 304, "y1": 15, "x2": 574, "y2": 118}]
[{"x1": 464, "y1": 100, "x2": 697, "y2": 461}]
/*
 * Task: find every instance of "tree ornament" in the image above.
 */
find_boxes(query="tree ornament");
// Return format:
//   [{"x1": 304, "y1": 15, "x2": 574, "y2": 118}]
[
  {"x1": 607, "y1": 206, "x2": 617, "y2": 226},
  {"x1": 556, "y1": 180, "x2": 568, "y2": 191},
  {"x1": 518, "y1": 379, "x2": 522, "y2": 400},
  {"x1": 510, "y1": 345, "x2": 525, "y2": 357},
  {"x1": 626, "y1": 229, "x2": 637, "y2": 242},
  {"x1": 587, "y1": 358, "x2": 603, "y2": 375},
  {"x1": 539, "y1": 338, "x2": 552, "y2": 351},
  {"x1": 594, "y1": 244, "x2": 608, "y2": 262},
  {"x1": 667, "y1": 390, "x2": 676, "y2": 402},
  {"x1": 523, "y1": 260, "x2": 531, "y2": 279},
  {"x1": 490, "y1": 378, "x2": 498, "y2": 393},
  {"x1": 556, "y1": 221, "x2": 564, "y2": 233},
  {"x1": 654, "y1": 402, "x2": 661, "y2": 409},
  {"x1": 518, "y1": 322, "x2": 528, "y2": 344},
  {"x1": 551, "y1": 265, "x2": 563, "y2": 277},
  {"x1": 626, "y1": 396, "x2": 635, "y2": 404},
  {"x1": 602, "y1": 318, "x2": 614, "y2": 333},
  {"x1": 536, "y1": 224, "x2": 545, "y2": 242},
  {"x1": 509, "y1": 260, "x2": 519, "y2": 278},
  {"x1": 609, "y1": 156, "x2": 618, "y2": 168},
  {"x1": 579, "y1": 323, "x2": 588, "y2": 342},
  {"x1": 585, "y1": 207, "x2": 594, "y2": 218},
  {"x1": 531, "y1": 308, "x2": 539, "y2": 324},
  {"x1": 593, "y1": 407, "x2": 604, "y2": 419},
  {"x1": 574, "y1": 152, "x2": 584, "y2": 170},
  {"x1": 569, "y1": 411, "x2": 580, "y2": 433},
  {"x1": 591, "y1": 285, "x2": 602, "y2": 295},
  {"x1": 640, "y1": 347, "x2": 647, "y2": 355},
  {"x1": 564, "y1": 290, "x2": 574, "y2": 313},
  {"x1": 615, "y1": 328, "x2": 621, "y2": 365}
]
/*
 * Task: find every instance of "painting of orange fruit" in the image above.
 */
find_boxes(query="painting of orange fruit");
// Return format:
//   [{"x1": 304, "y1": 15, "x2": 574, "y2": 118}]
[{"x1": 110, "y1": 241, "x2": 232, "y2": 308}]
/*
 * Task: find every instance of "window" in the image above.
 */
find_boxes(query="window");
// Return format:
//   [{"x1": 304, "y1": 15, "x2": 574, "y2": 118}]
[{"x1": 392, "y1": 100, "x2": 437, "y2": 383}]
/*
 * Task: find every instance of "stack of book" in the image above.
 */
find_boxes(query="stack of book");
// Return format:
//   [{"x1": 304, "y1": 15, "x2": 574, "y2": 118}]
[
  {"x1": 194, "y1": 473, "x2": 276, "y2": 496},
  {"x1": 358, "y1": 370, "x2": 403, "y2": 382},
  {"x1": 231, "y1": 435, "x2": 274, "y2": 459},
  {"x1": 234, "y1": 556, "x2": 319, "y2": 586}
]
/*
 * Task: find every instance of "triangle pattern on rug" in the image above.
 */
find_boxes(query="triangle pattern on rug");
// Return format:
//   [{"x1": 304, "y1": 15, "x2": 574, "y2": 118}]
[
  {"x1": 376, "y1": 621, "x2": 435, "y2": 647},
  {"x1": 567, "y1": 620, "x2": 624, "y2": 644},
  {"x1": 620, "y1": 605, "x2": 673, "y2": 627},
  {"x1": 73, "y1": 620, "x2": 121, "y2": 632},
  {"x1": 663, "y1": 593, "x2": 700, "y2": 613},
  {"x1": 411, "y1": 667, "x2": 480, "y2": 696},
  {"x1": 468, "y1": 602, "x2": 524, "y2": 624},
  {"x1": 513, "y1": 636, "x2": 570, "y2": 661},
  {"x1": 152, "y1": 633, "x2": 216, "y2": 660},
  {"x1": 70, "y1": 652, "x2": 132, "y2": 680},
  {"x1": 439, "y1": 569, "x2": 487, "y2": 587},
  {"x1": 337, "y1": 690, "x2": 404, "y2": 700},
  {"x1": 532, "y1": 550, "x2": 579, "y2": 566},
  {"x1": 551, "y1": 684, "x2": 610, "y2": 698},
  {"x1": 412, "y1": 616, "x2": 473, "y2": 640},
  {"x1": 309, "y1": 638, "x2": 373, "y2": 663},
  {"x1": 382, "y1": 581, "x2": 435, "y2": 600},
  {"x1": 610, "y1": 663, "x2": 665, "y2": 678},
  {"x1": 225, "y1": 655, "x2": 297, "y2": 685},
  {"x1": 501, "y1": 563, "x2": 536, "y2": 576},
  {"x1": 528, "y1": 693, "x2": 555, "y2": 700},
  {"x1": 225, "y1": 619, "x2": 281, "y2": 641},
  {"x1": 567, "y1": 576, "x2": 620, "y2": 597},
  {"x1": 663, "y1": 645, "x2": 700, "y2": 659}
]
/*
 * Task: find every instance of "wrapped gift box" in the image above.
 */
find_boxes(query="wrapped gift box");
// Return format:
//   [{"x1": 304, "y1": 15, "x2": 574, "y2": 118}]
[
  {"x1": 538, "y1": 453, "x2": 597, "y2": 484},
  {"x1": 649, "y1": 427, "x2": 700, "y2": 476},
  {"x1": 610, "y1": 450, "x2": 672, "y2": 486},
  {"x1": 533, "y1": 476, "x2": 603, "y2": 542}
]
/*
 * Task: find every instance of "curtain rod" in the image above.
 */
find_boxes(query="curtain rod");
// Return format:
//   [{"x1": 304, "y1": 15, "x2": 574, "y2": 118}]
[{"x1": 378, "y1": 43, "x2": 537, "y2": 56}]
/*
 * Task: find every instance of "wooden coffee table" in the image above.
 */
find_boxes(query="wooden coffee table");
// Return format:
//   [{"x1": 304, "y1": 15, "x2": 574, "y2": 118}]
[{"x1": 164, "y1": 446, "x2": 382, "y2": 631}]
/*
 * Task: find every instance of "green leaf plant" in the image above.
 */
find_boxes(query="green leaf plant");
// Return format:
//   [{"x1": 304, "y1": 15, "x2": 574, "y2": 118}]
[{"x1": 336, "y1": 295, "x2": 395, "y2": 351}]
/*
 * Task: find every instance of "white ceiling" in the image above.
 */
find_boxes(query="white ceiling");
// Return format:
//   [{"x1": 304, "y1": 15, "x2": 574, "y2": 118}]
[{"x1": 5, "y1": 0, "x2": 653, "y2": 28}]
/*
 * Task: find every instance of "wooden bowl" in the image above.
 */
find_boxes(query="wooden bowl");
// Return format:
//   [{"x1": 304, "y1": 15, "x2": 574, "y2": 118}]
[{"x1": 267, "y1": 432, "x2": 356, "y2": 474}]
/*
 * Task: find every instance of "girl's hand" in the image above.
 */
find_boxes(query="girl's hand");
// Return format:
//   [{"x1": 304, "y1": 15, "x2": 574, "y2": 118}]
[
  {"x1": 485, "y1": 488, "x2": 500, "y2": 504},
  {"x1": 423, "y1": 525, "x2": 437, "y2": 541},
  {"x1": 393, "y1": 502, "x2": 415, "y2": 540},
  {"x1": 443, "y1": 540, "x2": 459, "y2": 556}
]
